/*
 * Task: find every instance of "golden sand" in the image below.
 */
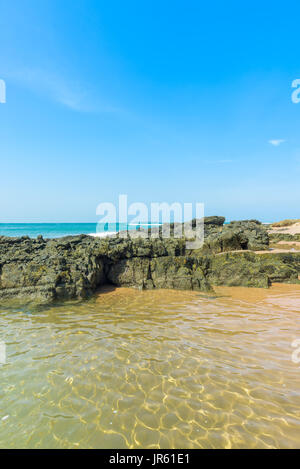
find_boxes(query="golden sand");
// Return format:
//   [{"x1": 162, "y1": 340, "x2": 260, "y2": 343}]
[{"x1": 0, "y1": 284, "x2": 299, "y2": 449}]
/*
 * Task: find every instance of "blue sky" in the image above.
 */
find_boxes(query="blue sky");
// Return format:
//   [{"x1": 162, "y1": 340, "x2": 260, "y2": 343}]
[{"x1": 0, "y1": 0, "x2": 300, "y2": 222}]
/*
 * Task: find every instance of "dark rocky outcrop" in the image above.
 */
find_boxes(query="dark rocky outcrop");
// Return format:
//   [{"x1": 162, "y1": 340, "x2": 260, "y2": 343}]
[
  {"x1": 0, "y1": 235, "x2": 106, "y2": 304},
  {"x1": 269, "y1": 232, "x2": 300, "y2": 243},
  {"x1": 208, "y1": 251, "x2": 300, "y2": 288},
  {"x1": 199, "y1": 219, "x2": 269, "y2": 253},
  {"x1": 0, "y1": 218, "x2": 299, "y2": 305}
]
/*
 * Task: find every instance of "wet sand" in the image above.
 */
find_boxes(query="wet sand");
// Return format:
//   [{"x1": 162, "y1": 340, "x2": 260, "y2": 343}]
[{"x1": 0, "y1": 284, "x2": 299, "y2": 449}]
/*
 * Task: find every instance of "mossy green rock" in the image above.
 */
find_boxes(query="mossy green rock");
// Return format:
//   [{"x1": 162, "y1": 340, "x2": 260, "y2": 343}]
[
  {"x1": 107, "y1": 256, "x2": 211, "y2": 292},
  {"x1": 0, "y1": 219, "x2": 299, "y2": 305},
  {"x1": 207, "y1": 251, "x2": 300, "y2": 288},
  {"x1": 269, "y1": 233, "x2": 300, "y2": 243}
]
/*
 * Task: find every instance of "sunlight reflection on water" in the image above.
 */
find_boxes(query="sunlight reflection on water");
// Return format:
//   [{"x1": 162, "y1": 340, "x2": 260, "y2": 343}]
[{"x1": 0, "y1": 284, "x2": 300, "y2": 449}]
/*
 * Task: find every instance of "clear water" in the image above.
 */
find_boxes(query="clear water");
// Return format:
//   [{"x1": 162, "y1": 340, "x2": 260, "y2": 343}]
[
  {"x1": 0, "y1": 223, "x2": 154, "y2": 239},
  {"x1": 0, "y1": 222, "x2": 267, "y2": 239},
  {"x1": 0, "y1": 285, "x2": 299, "y2": 449}
]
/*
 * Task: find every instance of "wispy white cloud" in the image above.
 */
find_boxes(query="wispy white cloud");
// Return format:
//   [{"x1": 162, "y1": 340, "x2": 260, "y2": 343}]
[
  {"x1": 5, "y1": 67, "x2": 121, "y2": 113},
  {"x1": 269, "y1": 139, "x2": 285, "y2": 147}
]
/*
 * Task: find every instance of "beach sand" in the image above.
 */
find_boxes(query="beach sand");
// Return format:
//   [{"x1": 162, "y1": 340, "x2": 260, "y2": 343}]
[{"x1": 269, "y1": 222, "x2": 300, "y2": 235}]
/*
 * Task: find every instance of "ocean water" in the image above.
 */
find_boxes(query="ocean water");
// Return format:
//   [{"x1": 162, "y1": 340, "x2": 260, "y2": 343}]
[
  {"x1": 0, "y1": 223, "x2": 151, "y2": 239},
  {"x1": 0, "y1": 284, "x2": 299, "y2": 449},
  {"x1": 0, "y1": 222, "x2": 271, "y2": 239}
]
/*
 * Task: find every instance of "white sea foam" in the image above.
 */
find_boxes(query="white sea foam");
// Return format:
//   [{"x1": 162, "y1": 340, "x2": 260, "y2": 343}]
[{"x1": 88, "y1": 232, "x2": 117, "y2": 238}]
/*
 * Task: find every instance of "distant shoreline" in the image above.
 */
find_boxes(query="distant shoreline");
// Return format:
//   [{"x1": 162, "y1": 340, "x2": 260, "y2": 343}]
[{"x1": 0, "y1": 220, "x2": 279, "y2": 239}]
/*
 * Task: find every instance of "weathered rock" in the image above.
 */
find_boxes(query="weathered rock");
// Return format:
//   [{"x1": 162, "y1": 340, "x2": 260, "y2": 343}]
[
  {"x1": 191, "y1": 219, "x2": 269, "y2": 254},
  {"x1": 222, "y1": 220, "x2": 269, "y2": 251},
  {"x1": 106, "y1": 256, "x2": 212, "y2": 292},
  {"x1": 203, "y1": 216, "x2": 226, "y2": 226},
  {"x1": 269, "y1": 232, "x2": 300, "y2": 243},
  {"x1": 0, "y1": 219, "x2": 299, "y2": 305},
  {"x1": 0, "y1": 235, "x2": 106, "y2": 304},
  {"x1": 207, "y1": 251, "x2": 300, "y2": 288}
]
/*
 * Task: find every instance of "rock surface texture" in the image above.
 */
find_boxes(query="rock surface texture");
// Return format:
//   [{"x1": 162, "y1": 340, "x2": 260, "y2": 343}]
[{"x1": 0, "y1": 218, "x2": 299, "y2": 304}]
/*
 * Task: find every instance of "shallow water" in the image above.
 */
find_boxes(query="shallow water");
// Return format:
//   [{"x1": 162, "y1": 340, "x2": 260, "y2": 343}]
[{"x1": 0, "y1": 285, "x2": 300, "y2": 449}]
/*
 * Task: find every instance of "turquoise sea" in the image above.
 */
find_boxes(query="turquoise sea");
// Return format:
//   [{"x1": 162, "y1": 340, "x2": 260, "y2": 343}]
[
  {"x1": 0, "y1": 221, "x2": 270, "y2": 239},
  {"x1": 0, "y1": 223, "x2": 147, "y2": 239}
]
